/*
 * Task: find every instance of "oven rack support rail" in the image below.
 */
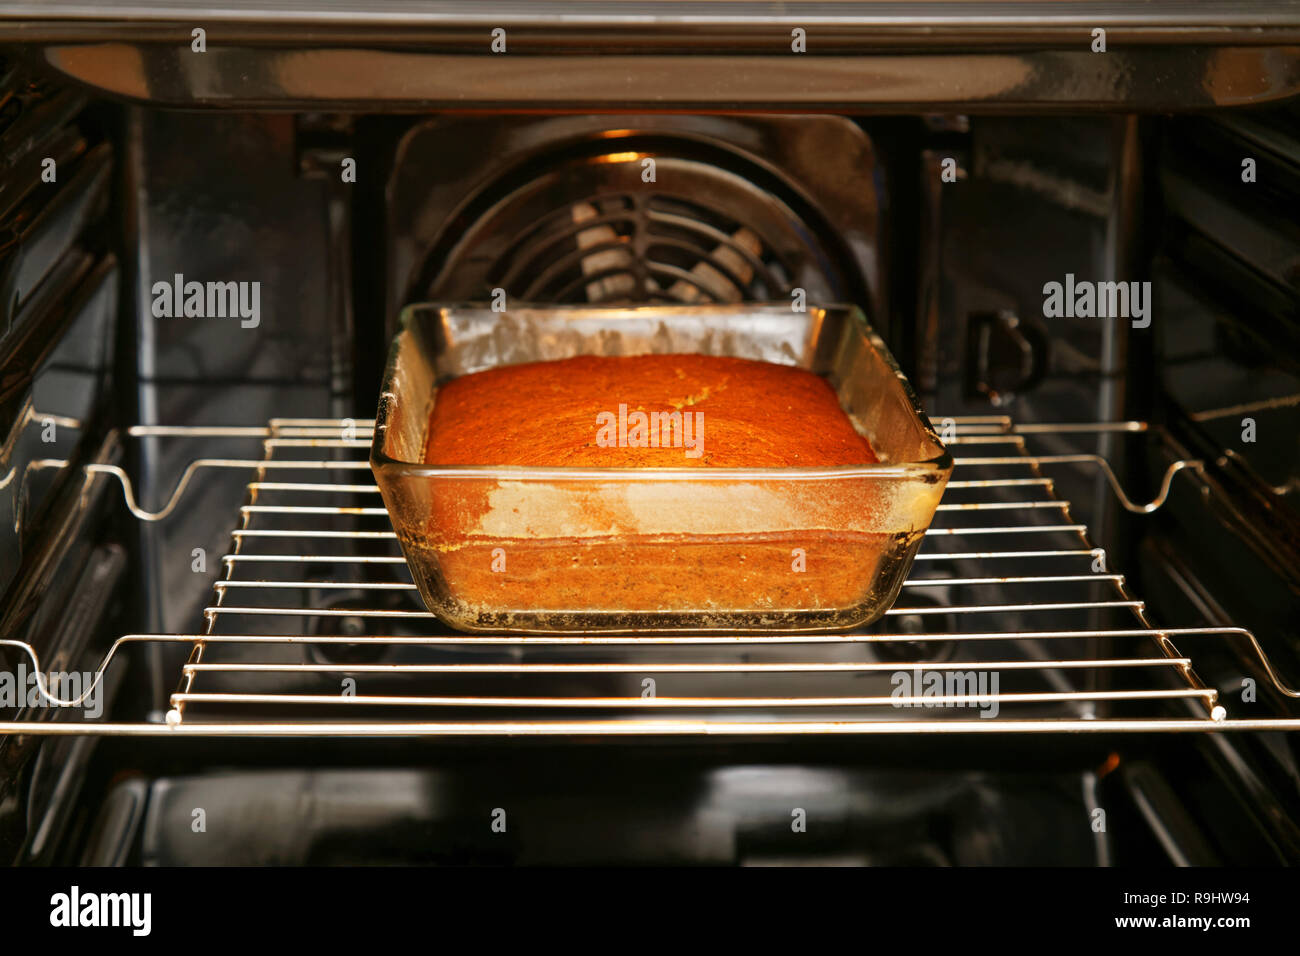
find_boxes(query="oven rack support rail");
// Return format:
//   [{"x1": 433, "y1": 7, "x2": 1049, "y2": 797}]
[{"x1": 1, "y1": 415, "x2": 1298, "y2": 738}]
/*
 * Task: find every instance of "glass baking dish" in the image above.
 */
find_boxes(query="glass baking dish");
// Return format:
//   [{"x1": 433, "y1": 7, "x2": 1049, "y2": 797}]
[{"x1": 371, "y1": 303, "x2": 952, "y2": 633}]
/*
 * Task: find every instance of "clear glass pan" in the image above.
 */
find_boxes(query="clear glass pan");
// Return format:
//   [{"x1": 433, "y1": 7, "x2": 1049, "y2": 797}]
[{"x1": 371, "y1": 303, "x2": 952, "y2": 633}]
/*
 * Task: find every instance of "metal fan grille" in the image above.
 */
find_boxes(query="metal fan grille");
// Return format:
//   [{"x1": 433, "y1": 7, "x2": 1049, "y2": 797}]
[
  {"x1": 426, "y1": 151, "x2": 845, "y2": 306},
  {"x1": 491, "y1": 191, "x2": 792, "y2": 304}
]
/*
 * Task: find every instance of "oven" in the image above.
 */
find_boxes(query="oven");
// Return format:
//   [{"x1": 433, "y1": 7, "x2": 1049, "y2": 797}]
[{"x1": 0, "y1": 2, "x2": 1298, "y2": 871}]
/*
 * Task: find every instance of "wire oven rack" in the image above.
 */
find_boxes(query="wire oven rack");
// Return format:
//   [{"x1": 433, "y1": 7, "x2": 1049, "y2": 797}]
[{"x1": 2, "y1": 415, "x2": 1299, "y2": 737}]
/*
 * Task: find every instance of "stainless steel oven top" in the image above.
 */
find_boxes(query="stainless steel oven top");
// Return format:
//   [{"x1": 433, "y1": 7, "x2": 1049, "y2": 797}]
[{"x1": 2, "y1": 2, "x2": 1299, "y2": 109}]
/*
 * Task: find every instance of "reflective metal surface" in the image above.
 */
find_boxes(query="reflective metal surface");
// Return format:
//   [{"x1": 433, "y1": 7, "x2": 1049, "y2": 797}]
[
  {"x1": 4, "y1": 3, "x2": 1299, "y2": 109},
  {"x1": 3, "y1": 1, "x2": 1299, "y2": 35},
  {"x1": 20, "y1": 45, "x2": 1300, "y2": 111},
  {"x1": 116, "y1": 763, "x2": 1106, "y2": 865}
]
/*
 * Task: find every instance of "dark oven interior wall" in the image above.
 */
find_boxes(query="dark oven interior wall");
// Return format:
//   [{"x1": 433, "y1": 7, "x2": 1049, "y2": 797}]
[
  {"x1": 908, "y1": 109, "x2": 1300, "y2": 848},
  {"x1": 126, "y1": 110, "x2": 341, "y2": 662},
  {"x1": 882, "y1": 114, "x2": 1139, "y2": 571},
  {"x1": 903, "y1": 108, "x2": 1299, "y2": 656},
  {"x1": 1141, "y1": 103, "x2": 1300, "y2": 832},
  {"x1": 1146, "y1": 102, "x2": 1300, "y2": 676}
]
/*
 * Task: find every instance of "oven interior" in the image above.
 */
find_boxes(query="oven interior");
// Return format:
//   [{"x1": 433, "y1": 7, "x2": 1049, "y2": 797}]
[{"x1": 2, "y1": 21, "x2": 1300, "y2": 865}]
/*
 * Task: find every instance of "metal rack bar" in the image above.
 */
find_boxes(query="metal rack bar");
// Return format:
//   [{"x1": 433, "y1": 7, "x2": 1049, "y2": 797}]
[
  {"x1": 14, "y1": 624, "x2": 1293, "y2": 649},
  {"x1": 180, "y1": 658, "x2": 1190, "y2": 675},
  {"x1": 200, "y1": 601, "x2": 1148, "y2": 619},
  {"x1": 206, "y1": 573, "x2": 1129, "y2": 591},
  {"x1": 2, "y1": 720, "x2": 1299, "y2": 737},
  {"x1": 170, "y1": 689, "x2": 1215, "y2": 709}
]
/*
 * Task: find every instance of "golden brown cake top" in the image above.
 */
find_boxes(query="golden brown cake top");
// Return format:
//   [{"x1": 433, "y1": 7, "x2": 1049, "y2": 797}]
[{"x1": 423, "y1": 354, "x2": 877, "y2": 468}]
